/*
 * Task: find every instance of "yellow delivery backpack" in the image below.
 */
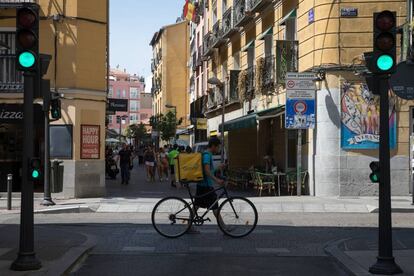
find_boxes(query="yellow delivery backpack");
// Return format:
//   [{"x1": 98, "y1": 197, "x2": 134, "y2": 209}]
[{"x1": 176, "y1": 153, "x2": 204, "y2": 183}]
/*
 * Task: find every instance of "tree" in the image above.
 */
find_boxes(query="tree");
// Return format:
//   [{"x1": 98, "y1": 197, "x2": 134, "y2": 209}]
[
  {"x1": 150, "y1": 111, "x2": 183, "y2": 142},
  {"x1": 124, "y1": 123, "x2": 148, "y2": 145}
]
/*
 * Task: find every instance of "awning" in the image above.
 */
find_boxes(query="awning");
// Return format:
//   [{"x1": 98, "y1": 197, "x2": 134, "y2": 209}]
[
  {"x1": 279, "y1": 9, "x2": 296, "y2": 26},
  {"x1": 257, "y1": 27, "x2": 273, "y2": 40},
  {"x1": 219, "y1": 113, "x2": 257, "y2": 132},
  {"x1": 257, "y1": 105, "x2": 285, "y2": 120},
  {"x1": 241, "y1": 40, "x2": 255, "y2": 52}
]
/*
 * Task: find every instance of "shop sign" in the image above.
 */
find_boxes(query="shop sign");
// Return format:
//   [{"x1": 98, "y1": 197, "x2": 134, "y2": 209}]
[
  {"x1": 196, "y1": 118, "x2": 207, "y2": 130},
  {"x1": 308, "y1": 8, "x2": 314, "y2": 24},
  {"x1": 81, "y1": 125, "x2": 100, "y2": 159},
  {"x1": 285, "y1": 73, "x2": 316, "y2": 129},
  {"x1": 340, "y1": 8, "x2": 358, "y2": 17},
  {"x1": 0, "y1": 104, "x2": 43, "y2": 124},
  {"x1": 390, "y1": 61, "x2": 414, "y2": 100},
  {"x1": 107, "y1": 99, "x2": 128, "y2": 112}
]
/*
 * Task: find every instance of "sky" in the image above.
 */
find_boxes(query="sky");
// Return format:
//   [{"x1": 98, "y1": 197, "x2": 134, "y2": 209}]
[{"x1": 110, "y1": 0, "x2": 184, "y2": 84}]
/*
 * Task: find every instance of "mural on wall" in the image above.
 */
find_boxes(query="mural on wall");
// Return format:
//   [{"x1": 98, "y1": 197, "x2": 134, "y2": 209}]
[{"x1": 341, "y1": 82, "x2": 396, "y2": 149}]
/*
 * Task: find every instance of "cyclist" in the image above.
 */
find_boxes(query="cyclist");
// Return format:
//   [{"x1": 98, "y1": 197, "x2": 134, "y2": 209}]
[{"x1": 195, "y1": 137, "x2": 225, "y2": 223}]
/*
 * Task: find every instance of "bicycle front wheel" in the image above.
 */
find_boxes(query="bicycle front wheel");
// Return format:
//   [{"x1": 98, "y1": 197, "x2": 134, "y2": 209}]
[
  {"x1": 217, "y1": 197, "x2": 258, "y2": 238},
  {"x1": 152, "y1": 197, "x2": 193, "y2": 238}
]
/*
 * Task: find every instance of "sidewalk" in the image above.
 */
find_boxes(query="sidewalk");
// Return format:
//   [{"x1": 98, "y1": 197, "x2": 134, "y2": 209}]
[
  {"x1": 0, "y1": 224, "x2": 95, "y2": 275},
  {"x1": 1, "y1": 195, "x2": 413, "y2": 215},
  {"x1": 326, "y1": 229, "x2": 414, "y2": 276}
]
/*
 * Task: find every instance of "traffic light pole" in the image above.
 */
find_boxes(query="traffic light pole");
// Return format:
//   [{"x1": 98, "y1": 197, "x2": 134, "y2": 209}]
[
  {"x1": 41, "y1": 108, "x2": 55, "y2": 206},
  {"x1": 369, "y1": 77, "x2": 402, "y2": 275},
  {"x1": 11, "y1": 72, "x2": 42, "y2": 271}
]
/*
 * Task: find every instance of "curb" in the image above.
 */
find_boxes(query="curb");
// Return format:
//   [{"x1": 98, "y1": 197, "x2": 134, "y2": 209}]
[
  {"x1": 34, "y1": 206, "x2": 95, "y2": 214},
  {"x1": 45, "y1": 232, "x2": 96, "y2": 276},
  {"x1": 325, "y1": 239, "x2": 372, "y2": 276}
]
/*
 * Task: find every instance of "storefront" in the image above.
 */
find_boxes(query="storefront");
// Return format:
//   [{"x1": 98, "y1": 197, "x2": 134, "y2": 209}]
[{"x1": 0, "y1": 104, "x2": 44, "y2": 193}]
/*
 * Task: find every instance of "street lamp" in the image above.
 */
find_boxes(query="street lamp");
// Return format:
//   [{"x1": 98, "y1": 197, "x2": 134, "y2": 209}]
[{"x1": 207, "y1": 77, "x2": 225, "y2": 163}]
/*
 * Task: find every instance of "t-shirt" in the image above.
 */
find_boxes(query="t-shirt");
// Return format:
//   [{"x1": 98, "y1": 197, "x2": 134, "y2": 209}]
[
  {"x1": 118, "y1": 149, "x2": 131, "y2": 165},
  {"x1": 168, "y1": 150, "x2": 179, "y2": 166},
  {"x1": 201, "y1": 151, "x2": 214, "y2": 187}
]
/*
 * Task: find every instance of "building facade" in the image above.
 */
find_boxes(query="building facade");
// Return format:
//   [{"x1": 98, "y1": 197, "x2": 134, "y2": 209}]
[
  {"x1": 107, "y1": 69, "x2": 146, "y2": 135},
  {"x1": 198, "y1": 0, "x2": 411, "y2": 196},
  {"x1": 150, "y1": 21, "x2": 191, "y2": 144},
  {"x1": 0, "y1": 0, "x2": 108, "y2": 198}
]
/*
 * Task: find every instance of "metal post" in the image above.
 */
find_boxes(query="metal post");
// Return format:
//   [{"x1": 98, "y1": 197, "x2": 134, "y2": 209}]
[
  {"x1": 297, "y1": 129, "x2": 302, "y2": 196},
  {"x1": 118, "y1": 116, "x2": 122, "y2": 142},
  {"x1": 369, "y1": 77, "x2": 402, "y2": 275},
  {"x1": 41, "y1": 109, "x2": 55, "y2": 206},
  {"x1": 11, "y1": 72, "x2": 42, "y2": 271},
  {"x1": 7, "y1": 174, "x2": 12, "y2": 210},
  {"x1": 221, "y1": 87, "x2": 225, "y2": 163}
]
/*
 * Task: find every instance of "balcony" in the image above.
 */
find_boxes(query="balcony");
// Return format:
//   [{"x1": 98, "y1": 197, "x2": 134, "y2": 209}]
[
  {"x1": 207, "y1": 89, "x2": 217, "y2": 109},
  {"x1": 203, "y1": 31, "x2": 215, "y2": 58},
  {"x1": 276, "y1": 40, "x2": 299, "y2": 86},
  {"x1": 247, "y1": 0, "x2": 273, "y2": 13},
  {"x1": 233, "y1": 0, "x2": 253, "y2": 28},
  {"x1": 196, "y1": 46, "x2": 203, "y2": 66},
  {"x1": 237, "y1": 66, "x2": 255, "y2": 102},
  {"x1": 0, "y1": 32, "x2": 23, "y2": 93},
  {"x1": 211, "y1": 20, "x2": 225, "y2": 48},
  {"x1": 222, "y1": 7, "x2": 237, "y2": 39},
  {"x1": 229, "y1": 70, "x2": 241, "y2": 102},
  {"x1": 256, "y1": 55, "x2": 275, "y2": 94},
  {"x1": 192, "y1": 53, "x2": 197, "y2": 72}
]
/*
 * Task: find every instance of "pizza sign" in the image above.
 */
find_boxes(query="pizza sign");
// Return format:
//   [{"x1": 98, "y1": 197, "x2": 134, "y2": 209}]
[{"x1": 81, "y1": 125, "x2": 100, "y2": 159}]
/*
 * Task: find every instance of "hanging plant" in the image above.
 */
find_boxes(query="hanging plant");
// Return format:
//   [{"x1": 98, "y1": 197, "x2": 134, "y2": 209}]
[
  {"x1": 238, "y1": 69, "x2": 248, "y2": 102},
  {"x1": 255, "y1": 57, "x2": 265, "y2": 96}
]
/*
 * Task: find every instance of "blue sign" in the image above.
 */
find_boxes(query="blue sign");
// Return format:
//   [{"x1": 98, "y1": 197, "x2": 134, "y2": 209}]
[
  {"x1": 286, "y1": 98, "x2": 315, "y2": 129},
  {"x1": 308, "y1": 9, "x2": 314, "y2": 24}
]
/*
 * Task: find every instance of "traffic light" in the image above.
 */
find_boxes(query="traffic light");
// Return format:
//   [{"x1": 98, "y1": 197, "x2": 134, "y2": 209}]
[
  {"x1": 29, "y1": 158, "x2": 41, "y2": 181},
  {"x1": 372, "y1": 10, "x2": 397, "y2": 75},
  {"x1": 15, "y1": 5, "x2": 39, "y2": 72},
  {"x1": 50, "y1": 93, "x2": 61, "y2": 120},
  {"x1": 369, "y1": 161, "x2": 380, "y2": 183}
]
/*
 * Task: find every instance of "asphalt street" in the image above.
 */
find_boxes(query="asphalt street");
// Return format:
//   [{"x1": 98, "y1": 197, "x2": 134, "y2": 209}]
[{"x1": 2, "y1": 212, "x2": 414, "y2": 275}]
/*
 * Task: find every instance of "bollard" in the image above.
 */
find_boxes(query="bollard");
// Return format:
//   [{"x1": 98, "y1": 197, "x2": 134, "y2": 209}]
[{"x1": 7, "y1": 174, "x2": 12, "y2": 210}]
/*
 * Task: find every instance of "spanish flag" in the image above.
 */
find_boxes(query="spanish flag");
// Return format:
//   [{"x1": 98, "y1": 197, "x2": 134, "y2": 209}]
[{"x1": 183, "y1": 0, "x2": 196, "y2": 22}]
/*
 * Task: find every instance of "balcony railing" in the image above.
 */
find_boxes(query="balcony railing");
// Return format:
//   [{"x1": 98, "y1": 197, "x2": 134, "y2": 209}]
[
  {"x1": 276, "y1": 40, "x2": 299, "y2": 86},
  {"x1": 233, "y1": 0, "x2": 253, "y2": 28},
  {"x1": 247, "y1": 0, "x2": 273, "y2": 13},
  {"x1": 229, "y1": 70, "x2": 240, "y2": 102},
  {"x1": 222, "y1": 7, "x2": 237, "y2": 39},
  {"x1": 211, "y1": 20, "x2": 225, "y2": 48},
  {"x1": 0, "y1": 32, "x2": 23, "y2": 93},
  {"x1": 192, "y1": 52, "x2": 197, "y2": 72},
  {"x1": 256, "y1": 55, "x2": 275, "y2": 94},
  {"x1": 246, "y1": 66, "x2": 255, "y2": 100},
  {"x1": 203, "y1": 31, "x2": 215, "y2": 58}
]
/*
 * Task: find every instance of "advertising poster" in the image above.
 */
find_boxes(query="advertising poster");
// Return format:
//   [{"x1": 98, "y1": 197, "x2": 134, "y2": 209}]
[
  {"x1": 81, "y1": 125, "x2": 101, "y2": 159},
  {"x1": 341, "y1": 82, "x2": 396, "y2": 149}
]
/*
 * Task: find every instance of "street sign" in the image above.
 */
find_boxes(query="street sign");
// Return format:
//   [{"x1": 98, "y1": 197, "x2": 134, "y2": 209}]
[
  {"x1": 285, "y1": 73, "x2": 316, "y2": 129},
  {"x1": 390, "y1": 61, "x2": 414, "y2": 100}
]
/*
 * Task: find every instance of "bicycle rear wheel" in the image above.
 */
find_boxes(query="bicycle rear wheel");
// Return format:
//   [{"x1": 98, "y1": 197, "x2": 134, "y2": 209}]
[
  {"x1": 152, "y1": 197, "x2": 193, "y2": 238},
  {"x1": 217, "y1": 197, "x2": 258, "y2": 238}
]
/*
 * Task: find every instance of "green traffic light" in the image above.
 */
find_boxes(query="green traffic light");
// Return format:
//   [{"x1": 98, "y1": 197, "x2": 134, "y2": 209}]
[
  {"x1": 31, "y1": 170, "x2": 40, "y2": 179},
  {"x1": 370, "y1": 173, "x2": 379, "y2": 183},
  {"x1": 376, "y1": 54, "x2": 394, "y2": 71},
  {"x1": 18, "y1": 51, "x2": 35, "y2": 68}
]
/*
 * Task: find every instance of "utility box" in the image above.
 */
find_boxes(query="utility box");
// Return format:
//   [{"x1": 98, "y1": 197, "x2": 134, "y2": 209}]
[{"x1": 51, "y1": 160, "x2": 64, "y2": 193}]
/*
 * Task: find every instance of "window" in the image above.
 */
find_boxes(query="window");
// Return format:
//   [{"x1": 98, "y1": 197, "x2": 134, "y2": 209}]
[
  {"x1": 264, "y1": 35, "x2": 273, "y2": 57},
  {"x1": 285, "y1": 18, "x2": 297, "y2": 41},
  {"x1": 116, "y1": 89, "x2": 121, "y2": 98},
  {"x1": 122, "y1": 89, "x2": 126, "y2": 98},
  {"x1": 130, "y1": 114, "x2": 138, "y2": 123},
  {"x1": 247, "y1": 46, "x2": 255, "y2": 68},
  {"x1": 108, "y1": 86, "x2": 113, "y2": 97},
  {"x1": 130, "y1": 100, "x2": 140, "y2": 112},
  {"x1": 130, "y1": 87, "x2": 139, "y2": 99},
  {"x1": 233, "y1": 52, "x2": 240, "y2": 70},
  {"x1": 222, "y1": 0, "x2": 227, "y2": 12}
]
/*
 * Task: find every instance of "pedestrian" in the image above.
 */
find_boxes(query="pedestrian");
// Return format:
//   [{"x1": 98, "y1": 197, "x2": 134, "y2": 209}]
[
  {"x1": 168, "y1": 144, "x2": 180, "y2": 188},
  {"x1": 144, "y1": 145, "x2": 156, "y2": 182},
  {"x1": 159, "y1": 147, "x2": 169, "y2": 181},
  {"x1": 117, "y1": 143, "x2": 132, "y2": 185}
]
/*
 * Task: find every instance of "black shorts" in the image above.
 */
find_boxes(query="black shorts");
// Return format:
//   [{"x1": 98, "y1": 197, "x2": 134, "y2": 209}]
[
  {"x1": 170, "y1": 165, "x2": 175, "y2": 175},
  {"x1": 194, "y1": 186, "x2": 218, "y2": 210}
]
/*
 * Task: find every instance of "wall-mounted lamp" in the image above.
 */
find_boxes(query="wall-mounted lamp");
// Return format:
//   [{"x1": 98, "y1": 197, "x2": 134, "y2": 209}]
[{"x1": 313, "y1": 70, "x2": 326, "y2": 90}]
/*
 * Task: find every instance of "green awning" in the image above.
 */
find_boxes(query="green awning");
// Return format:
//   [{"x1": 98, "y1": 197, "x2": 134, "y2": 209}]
[
  {"x1": 241, "y1": 40, "x2": 255, "y2": 52},
  {"x1": 257, "y1": 105, "x2": 285, "y2": 119},
  {"x1": 219, "y1": 113, "x2": 257, "y2": 132},
  {"x1": 279, "y1": 9, "x2": 296, "y2": 26},
  {"x1": 257, "y1": 27, "x2": 273, "y2": 40}
]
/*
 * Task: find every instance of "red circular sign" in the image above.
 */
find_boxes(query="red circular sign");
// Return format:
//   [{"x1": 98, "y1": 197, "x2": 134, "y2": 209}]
[
  {"x1": 287, "y1": 80, "x2": 295, "y2": 89},
  {"x1": 294, "y1": 101, "x2": 307, "y2": 114}
]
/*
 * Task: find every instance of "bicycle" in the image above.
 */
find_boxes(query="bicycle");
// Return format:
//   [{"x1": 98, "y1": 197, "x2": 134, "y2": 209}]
[{"x1": 151, "y1": 182, "x2": 258, "y2": 238}]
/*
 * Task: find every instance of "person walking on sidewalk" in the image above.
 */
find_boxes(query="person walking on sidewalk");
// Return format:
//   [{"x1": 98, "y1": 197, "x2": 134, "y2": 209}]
[
  {"x1": 168, "y1": 144, "x2": 179, "y2": 188},
  {"x1": 118, "y1": 143, "x2": 132, "y2": 185},
  {"x1": 144, "y1": 146, "x2": 156, "y2": 182}
]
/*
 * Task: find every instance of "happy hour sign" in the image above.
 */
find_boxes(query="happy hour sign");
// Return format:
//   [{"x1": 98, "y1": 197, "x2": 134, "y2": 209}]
[{"x1": 81, "y1": 125, "x2": 100, "y2": 159}]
